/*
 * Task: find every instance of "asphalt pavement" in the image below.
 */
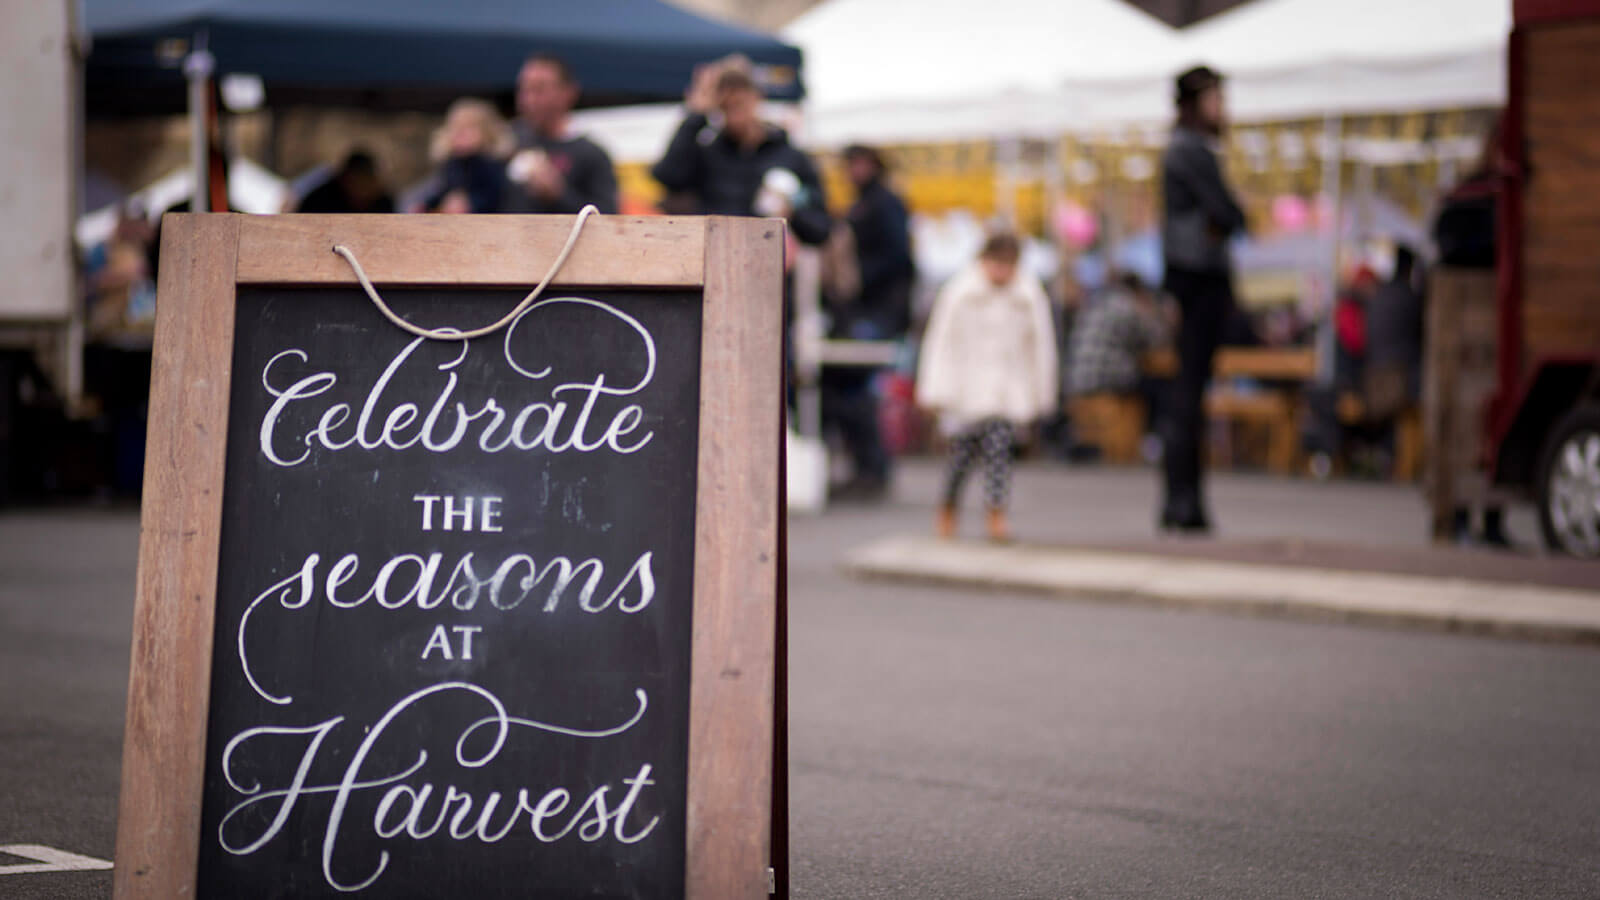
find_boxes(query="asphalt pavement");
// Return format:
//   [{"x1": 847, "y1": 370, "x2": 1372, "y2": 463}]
[
  {"x1": 3, "y1": 462, "x2": 1600, "y2": 898},
  {"x1": 787, "y1": 463, "x2": 1600, "y2": 898},
  {"x1": 0, "y1": 509, "x2": 135, "y2": 899}
]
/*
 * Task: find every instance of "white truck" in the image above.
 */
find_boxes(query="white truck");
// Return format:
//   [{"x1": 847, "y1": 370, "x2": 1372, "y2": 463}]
[{"x1": 0, "y1": 0, "x2": 84, "y2": 501}]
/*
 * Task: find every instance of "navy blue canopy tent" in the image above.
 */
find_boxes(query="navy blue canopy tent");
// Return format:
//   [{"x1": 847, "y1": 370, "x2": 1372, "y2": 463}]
[{"x1": 85, "y1": 0, "x2": 805, "y2": 115}]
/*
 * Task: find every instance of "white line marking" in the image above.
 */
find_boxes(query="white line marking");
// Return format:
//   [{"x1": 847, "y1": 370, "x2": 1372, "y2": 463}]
[{"x1": 0, "y1": 844, "x2": 114, "y2": 875}]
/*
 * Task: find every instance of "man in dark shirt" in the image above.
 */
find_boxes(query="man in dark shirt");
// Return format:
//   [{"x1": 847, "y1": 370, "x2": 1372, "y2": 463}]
[
  {"x1": 505, "y1": 54, "x2": 619, "y2": 214},
  {"x1": 651, "y1": 63, "x2": 830, "y2": 245},
  {"x1": 842, "y1": 144, "x2": 915, "y2": 339},
  {"x1": 819, "y1": 144, "x2": 914, "y2": 499},
  {"x1": 1158, "y1": 64, "x2": 1247, "y2": 534}
]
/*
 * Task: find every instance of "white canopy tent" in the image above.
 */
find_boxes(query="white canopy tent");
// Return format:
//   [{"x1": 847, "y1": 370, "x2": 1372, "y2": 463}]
[
  {"x1": 782, "y1": 0, "x2": 1185, "y2": 146},
  {"x1": 576, "y1": 0, "x2": 1186, "y2": 159},
  {"x1": 1168, "y1": 0, "x2": 1510, "y2": 123},
  {"x1": 774, "y1": 0, "x2": 1510, "y2": 145},
  {"x1": 576, "y1": 0, "x2": 1510, "y2": 170}
]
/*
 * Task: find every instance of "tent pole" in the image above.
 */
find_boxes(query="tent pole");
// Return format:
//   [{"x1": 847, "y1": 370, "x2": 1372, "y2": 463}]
[
  {"x1": 1315, "y1": 111, "x2": 1343, "y2": 386},
  {"x1": 183, "y1": 32, "x2": 214, "y2": 213},
  {"x1": 995, "y1": 136, "x2": 1020, "y2": 227}
]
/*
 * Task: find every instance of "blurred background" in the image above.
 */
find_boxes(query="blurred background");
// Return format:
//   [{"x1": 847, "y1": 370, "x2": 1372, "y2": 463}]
[
  {"x1": 9, "y1": 7, "x2": 1600, "y2": 898},
  {"x1": 3, "y1": 0, "x2": 1597, "y2": 559}
]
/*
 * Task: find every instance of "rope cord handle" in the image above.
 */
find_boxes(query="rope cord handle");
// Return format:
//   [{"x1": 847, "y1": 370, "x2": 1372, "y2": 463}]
[{"x1": 331, "y1": 204, "x2": 600, "y2": 341}]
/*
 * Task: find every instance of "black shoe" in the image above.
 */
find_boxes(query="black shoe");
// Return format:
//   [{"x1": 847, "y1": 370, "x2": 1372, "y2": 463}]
[
  {"x1": 1159, "y1": 502, "x2": 1211, "y2": 534},
  {"x1": 830, "y1": 474, "x2": 889, "y2": 503},
  {"x1": 1479, "y1": 528, "x2": 1513, "y2": 550},
  {"x1": 1481, "y1": 508, "x2": 1512, "y2": 549}
]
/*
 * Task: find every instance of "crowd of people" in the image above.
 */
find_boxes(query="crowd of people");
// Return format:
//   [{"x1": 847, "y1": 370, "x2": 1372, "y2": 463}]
[{"x1": 79, "y1": 52, "x2": 1437, "y2": 540}]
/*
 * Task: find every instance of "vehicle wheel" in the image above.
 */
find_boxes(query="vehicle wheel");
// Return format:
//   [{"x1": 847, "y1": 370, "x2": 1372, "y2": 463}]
[{"x1": 1537, "y1": 405, "x2": 1600, "y2": 558}]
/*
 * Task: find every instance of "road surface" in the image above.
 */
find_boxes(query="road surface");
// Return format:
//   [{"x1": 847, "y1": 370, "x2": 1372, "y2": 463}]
[{"x1": 2, "y1": 467, "x2": 1596, "y2": 897}]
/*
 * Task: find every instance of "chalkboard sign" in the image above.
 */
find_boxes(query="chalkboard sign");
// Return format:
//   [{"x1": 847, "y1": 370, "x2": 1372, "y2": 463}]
[{"x1": 115, "y1": 215, "x2": 785, "y2": 899}]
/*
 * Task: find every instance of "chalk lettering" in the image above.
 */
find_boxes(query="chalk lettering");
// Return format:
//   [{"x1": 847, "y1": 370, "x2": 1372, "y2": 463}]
[
  {"x1": 413, "y1": 494, "x2": 441, "y2": 530},
  {"x1": 442, "y1": 496, "x2": 473, "y2": 532},
  {"x1": 421, "y1": 626, "x2": 453, "y2": 660},
  {"x1": 480, "y1": 497, "x2": 503, "y2": 533},
  {"x1": 216, "y1": 683, "x2": 656, "y2": 892},
  {"x1": 237, "y1": 548, "x2": 655, "y2": 705},
  {"x1": 452, "y1": 625, "x2": 482, "y2": 659},
  {"x1": 257, "y1": 298, "x2": 659, "y2": 467}
]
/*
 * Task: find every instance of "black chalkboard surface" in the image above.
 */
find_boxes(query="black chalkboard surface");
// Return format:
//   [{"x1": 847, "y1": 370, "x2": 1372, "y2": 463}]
[{"x1": 197, "y1": 287, "x2": 702, "y2": 898}]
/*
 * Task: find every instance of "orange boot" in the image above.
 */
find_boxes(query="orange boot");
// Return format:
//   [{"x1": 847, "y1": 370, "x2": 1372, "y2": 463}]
[
  {"x1": 985, "y1": 508, "x2": 1012, "y2": 543},
  {"x1": 935, "y1": 505, "x2": 957, "y2": 539}
]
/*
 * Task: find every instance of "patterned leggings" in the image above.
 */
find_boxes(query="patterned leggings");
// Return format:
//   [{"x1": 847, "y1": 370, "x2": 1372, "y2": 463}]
[{"x1": 942, "y1": 418, "x2": 1015, "y2": 511}]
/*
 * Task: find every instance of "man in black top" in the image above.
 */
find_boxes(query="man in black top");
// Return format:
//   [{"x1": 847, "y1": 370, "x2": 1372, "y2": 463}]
[
  {"x1": 820, "y1": 144, "x2": 914, "y2": 499},
  {"x1": 506, "y1": 54, "x2": 619, "y2": 214},
  {"x1": 1159, "y1": 65, "x2": 1247, "y2": 533},
  {"x1": 651, "y1": 62, "x2": 830, "y2": 245},
  {"x1": 842, "y1": 144, "x2": 915, "y2": 339}
]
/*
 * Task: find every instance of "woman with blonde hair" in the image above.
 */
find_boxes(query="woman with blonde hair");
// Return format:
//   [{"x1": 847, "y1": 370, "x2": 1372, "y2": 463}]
[{"x1": 423, "y1": 98, "x2": 516, "y2": 213}]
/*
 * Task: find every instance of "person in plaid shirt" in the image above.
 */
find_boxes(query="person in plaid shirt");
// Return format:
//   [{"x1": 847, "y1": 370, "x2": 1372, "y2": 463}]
[{"x1": 1067, "y1": 273, "x2": 1172, "y2": 398}]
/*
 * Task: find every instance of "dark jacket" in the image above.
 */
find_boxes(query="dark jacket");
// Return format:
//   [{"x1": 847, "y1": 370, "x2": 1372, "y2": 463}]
[
  {"x1": 1161, "y1": 126, "x2": 1246, "y2": 274},
  {"x1": 505, "y1": 122, "x2": 619, "y2": 214},
  {"x1": 1365, "y1": 268, "x2": 1424, "y2": 411},
  {"x1": 1432, "y1": 171, "x2": 1496, "y2": 267},
  {"x1": 427, "y1": 154, "x2": 513, "y2": 214},
  {"x1": 847, "y1": 177, "x2": 915, "y2": 336},
  {"x1": 651, "y1": 112, "x2": 831, "y2": 245}
]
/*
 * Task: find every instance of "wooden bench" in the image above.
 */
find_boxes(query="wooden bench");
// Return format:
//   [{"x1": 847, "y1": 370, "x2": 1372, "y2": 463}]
[
  {"x1": 1205, "y1": 388, "x2": 1300, "y2": 474},
  {"x1": 1068, "y1": 393, "x2": 1146, "y2": 463},
  {"x1": 1143, "y1": 347, "x2": 1317, "y2": 381},
  {"x1": 1336, "y1": 393, "x2": 1425, "y2": 482},
  {"x1": 1144, "y1": 347, "x2": 1316, "y2": 474}
]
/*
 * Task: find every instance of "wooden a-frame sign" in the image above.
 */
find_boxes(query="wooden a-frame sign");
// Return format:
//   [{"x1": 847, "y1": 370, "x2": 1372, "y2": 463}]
[{"x1": 114, "y1": 213, "x2": 787, "y2": 899}]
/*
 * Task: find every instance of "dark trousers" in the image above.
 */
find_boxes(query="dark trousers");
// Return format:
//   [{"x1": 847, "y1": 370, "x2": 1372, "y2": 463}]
[
  {"x1": 1162, "y1": 267, "x2": 1233, "y2": 513},
  {"x1": 84, "y1": 345, "x2": 153, "y2": 497},
  {"x1": 820, "y1": 311, "x2": 900, "y2": 484},
  {"x1": 821, "y1": 371, "x2": 890, "y2": 482}
]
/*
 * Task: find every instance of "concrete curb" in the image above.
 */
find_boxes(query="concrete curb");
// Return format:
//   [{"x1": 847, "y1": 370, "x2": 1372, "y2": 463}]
[{"x1": 842, "y1": 534, "x2": 1600, "y2": 643}]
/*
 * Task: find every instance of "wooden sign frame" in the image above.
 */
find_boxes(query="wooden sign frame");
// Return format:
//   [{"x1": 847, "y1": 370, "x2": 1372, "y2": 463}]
[{"x1": 114, "y1": 213, "x2": 786, "y2": 899}]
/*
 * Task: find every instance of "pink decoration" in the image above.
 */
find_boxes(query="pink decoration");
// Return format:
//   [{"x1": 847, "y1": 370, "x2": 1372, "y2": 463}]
[
  {"x1": 1271, "y1": 194, "x2": 1311, "y2": 233},
  {"x1": 1053, "y1": 202, "x2": 1099, "y2": 249}
]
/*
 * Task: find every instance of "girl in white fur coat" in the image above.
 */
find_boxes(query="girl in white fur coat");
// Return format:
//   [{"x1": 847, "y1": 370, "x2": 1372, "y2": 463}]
[{"x1": 916, "y1": 233, "x2": 1059, "y2": 541}]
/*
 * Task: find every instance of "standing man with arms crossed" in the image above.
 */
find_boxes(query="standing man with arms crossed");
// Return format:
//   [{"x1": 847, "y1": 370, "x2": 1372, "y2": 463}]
[
  {"x1": 1159, "y1": 65, "x2": 1247, "y2": 533},
  {"x1": 506, "y1": 54, "x2": 619, "y2": 214}
]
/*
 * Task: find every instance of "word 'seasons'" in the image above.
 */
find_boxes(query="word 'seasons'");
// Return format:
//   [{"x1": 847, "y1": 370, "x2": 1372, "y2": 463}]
[
  {"x1": 249, "y1": 548, "x2": 655, "y2": 616},
  {"x1": 422, "y1": 624, "x2": 482, "y2": 660},
  {"x1": 257, "y1": 297, "x2": 659, "y2": 467},
  {"x1": 414, "y1": 494, "x2": 502, "y2": 532},
  {"x1": 218, "y1": 682, "x2": 657, "y2": 893}
]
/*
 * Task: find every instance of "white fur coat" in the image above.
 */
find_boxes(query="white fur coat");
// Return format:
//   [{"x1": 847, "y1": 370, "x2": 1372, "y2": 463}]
[{"x1": 916, "y1": 263, "x2": 1059, "y2": 434}]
